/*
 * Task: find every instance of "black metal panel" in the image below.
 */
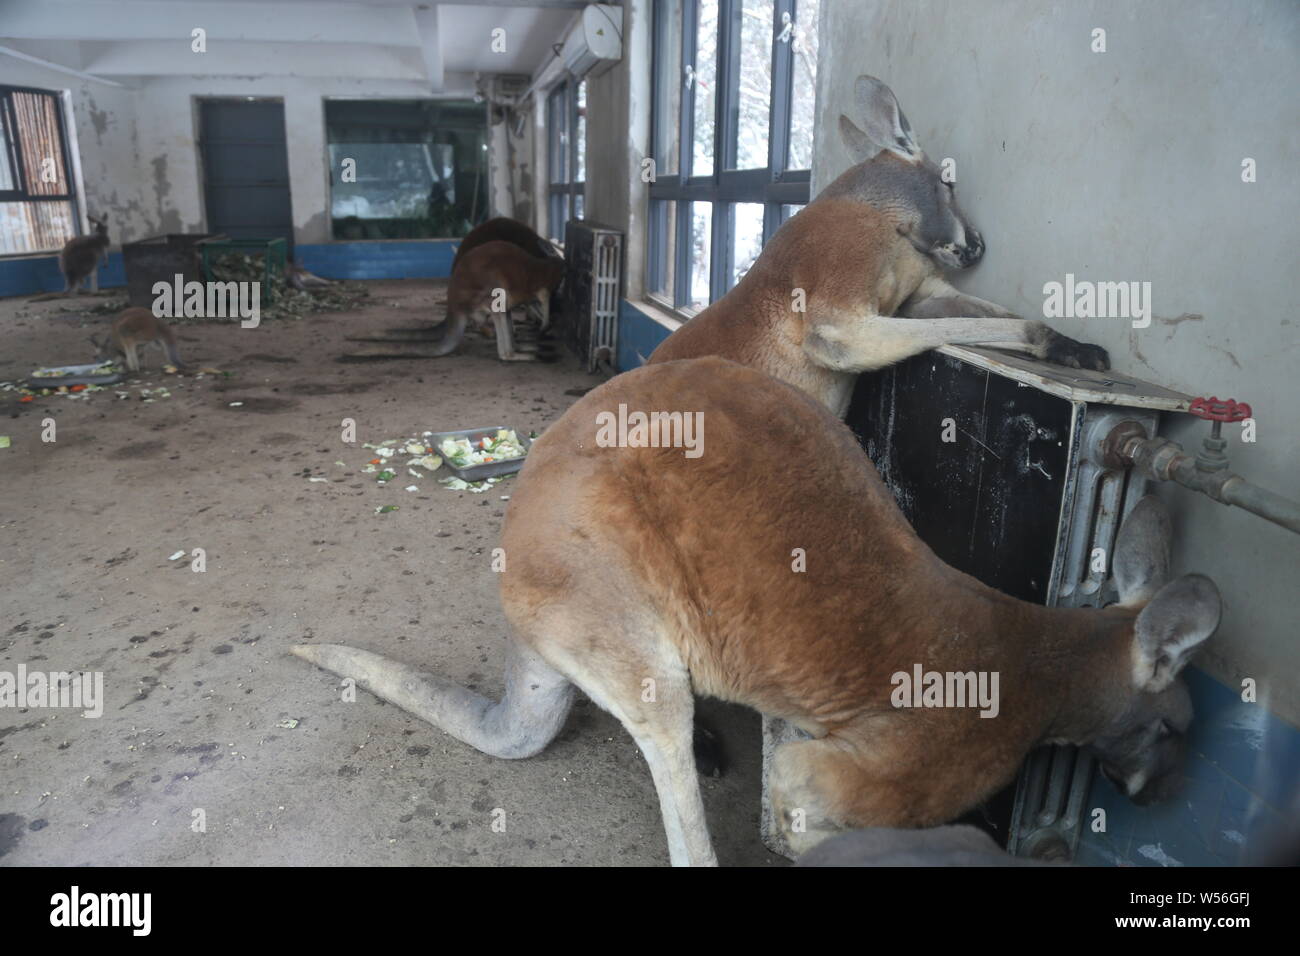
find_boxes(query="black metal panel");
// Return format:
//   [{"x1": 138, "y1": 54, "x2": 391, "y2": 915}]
[
  {"x1": 121, "y1": 233, "x2": 220, "y2": 309},
  {"x1": 199, "y1": 100, "x2": 293, "y2": 249},
  {"x1": 845, "y1": 351, "x2": 1074, "y2": 603},
  {"x1": 560, "y1": 219, "x2": 596, "y2": 362}
]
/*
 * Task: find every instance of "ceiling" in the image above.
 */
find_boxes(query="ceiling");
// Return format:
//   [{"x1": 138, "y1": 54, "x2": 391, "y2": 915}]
[{"x1": 0, "y1": 0, "x2": 585, "y2": 89}]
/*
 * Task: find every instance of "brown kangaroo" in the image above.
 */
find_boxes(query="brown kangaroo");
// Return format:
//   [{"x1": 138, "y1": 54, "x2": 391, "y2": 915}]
[
  {"x1": 91, "y1": 307, "x2": 184, "y2": 373},
  {"x1": 451, "y1": 217, "x2": 560, "y2": 274},
  {"x1": 431, "y1": 240, "x2": 565, "y2": 361},
  {"x1": 293, "y1": 357, "x2": 1220, "y2": 866},
  {"x1": 651, "y1": 76, "x2": 1109, "y2": 417},
  {"x1": 59, "y1": 214, "x2": 110, "y2": 295}
]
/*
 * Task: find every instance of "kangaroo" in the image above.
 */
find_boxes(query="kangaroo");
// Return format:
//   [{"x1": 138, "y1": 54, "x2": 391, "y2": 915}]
[
  {"x1": 293, "y1": 357, "x2": 1221, "y2": 866},
  {"x1": 451, "y1": 217, "x2": 560, "y2": 274},
  {"x1": 453, "y1": 218, "x2": 563, "y2": 329},
  {"x1": 91, "y1": 307, "x2": 184, "y2": 373},
  {"x1": 650, "y1": 77, "x2": 1109, "y2": 418},
  {"x1": 286, "y1": 257, "x2": 332, "y2": 290},
  {"x1": 430, "y1": 240, "x2": 565, "y2": 361},
  {"x1": 58, "y1": 214, "x2": 110, "y2": 295}
]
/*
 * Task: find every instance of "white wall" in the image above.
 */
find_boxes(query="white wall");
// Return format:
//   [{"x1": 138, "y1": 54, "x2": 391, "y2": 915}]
[
  {"x1": 814, "y1": 0, "x2": 1300, "y2": 721},
  {"x1": 133, "y1": 74, "x2": 476, "y2": 245},
  {"x1": 582, "y1": 0, "x2": 651, "y2": 297},
  {"x1": 0, "y1": 56, "x2": 481, "y2": 246}
]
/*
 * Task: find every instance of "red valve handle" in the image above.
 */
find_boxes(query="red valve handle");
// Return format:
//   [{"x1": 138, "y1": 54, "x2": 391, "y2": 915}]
[{"x1": 1189, "y1": 396, "x2": 1252, "y2": 422}]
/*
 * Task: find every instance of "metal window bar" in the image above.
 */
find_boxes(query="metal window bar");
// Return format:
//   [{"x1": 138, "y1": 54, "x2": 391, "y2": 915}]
[
  {"x1": 648, "y1": 0, "x2": 811, "y2": 310},
  {"x1": 0, "y1": 85, "x2": 81, "y2": 255}
]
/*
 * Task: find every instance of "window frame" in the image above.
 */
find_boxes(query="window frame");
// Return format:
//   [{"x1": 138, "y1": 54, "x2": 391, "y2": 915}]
[
  {"x1": 647, "y1": 0, "x2": 814, "y2": 313},
  {"x1": 546, "y1": 78, "x2": 586, "y2": 242},
  {"x1": 0, "y1": 84, "x2": 82, "y2": 255}
]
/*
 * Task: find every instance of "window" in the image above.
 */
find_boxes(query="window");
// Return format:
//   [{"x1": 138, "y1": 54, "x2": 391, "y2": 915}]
[
  {"x1": 647, "y1": 0, "x2": 821, "y2": 311},
  {"x1": 325, "y1": 99, "x2": 488, "y2": 240},
  {"x1": 0, "y1": 86, "x2": 79, "y2": 256},
  {"x1": 546, "y1": 79, "x2": 587, "y2": 242}
]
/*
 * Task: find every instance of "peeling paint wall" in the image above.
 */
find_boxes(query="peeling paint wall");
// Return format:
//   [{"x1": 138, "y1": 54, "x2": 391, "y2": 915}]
[
  {"x1": 814, "y1": 0, "x2": 1300, "y2": 723},
  {"x1": 0, "y1": 59, "x2": 151, "y2": 245},
  {"x1": 488, "y1": 100, "x2": 536, "y2": 222}
]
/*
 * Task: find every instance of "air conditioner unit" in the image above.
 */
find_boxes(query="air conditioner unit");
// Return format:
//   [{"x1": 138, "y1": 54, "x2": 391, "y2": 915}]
[{"x1": 561, "y1": 4, "x2": 623, "y2": 78}]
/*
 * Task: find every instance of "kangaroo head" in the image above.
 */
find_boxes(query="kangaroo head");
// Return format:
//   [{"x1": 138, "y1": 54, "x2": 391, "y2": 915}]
[
  {"x1": 1087, "y1": 497, "x2": 1221, "y2": 805},
  {"x1": 830, "y1": 75, "x2": 984, "y2": 271},
  {"x1": 88, "y1": 214, "x2": 109, "y2": 237}
]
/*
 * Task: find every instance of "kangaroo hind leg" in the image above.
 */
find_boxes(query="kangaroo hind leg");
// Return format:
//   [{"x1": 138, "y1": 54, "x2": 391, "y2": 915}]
[{"x1": 550, "y1": 632, "x2": 717, "y2": 867}]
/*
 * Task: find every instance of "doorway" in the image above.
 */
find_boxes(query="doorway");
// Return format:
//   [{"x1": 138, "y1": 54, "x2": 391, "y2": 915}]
[{"x1": 198, "y1": 99, "x2": 293, "y2": 248}]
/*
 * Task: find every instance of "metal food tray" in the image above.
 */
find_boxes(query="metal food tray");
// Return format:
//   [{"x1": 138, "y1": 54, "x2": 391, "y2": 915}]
[
  {"x1": 27, "y1": 363, "x2": 124, "y2": 388},
  {"x1": 427, "y1": 426, "x2": 531, "y2": 481}
]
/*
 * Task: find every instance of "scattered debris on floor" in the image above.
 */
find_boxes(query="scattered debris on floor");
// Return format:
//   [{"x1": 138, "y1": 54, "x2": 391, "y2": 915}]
[
  {"x1": 209, "y1": 251, "x2": 370, "y2": 322},
  {"x1": 3, "y1": 367, "x2": 225, "y2": 404}
]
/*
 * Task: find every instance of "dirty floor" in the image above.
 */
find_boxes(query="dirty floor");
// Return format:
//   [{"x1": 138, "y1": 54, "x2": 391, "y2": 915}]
[{"x1": 0, "y1": 280, "x2": 779, "y2": 866}]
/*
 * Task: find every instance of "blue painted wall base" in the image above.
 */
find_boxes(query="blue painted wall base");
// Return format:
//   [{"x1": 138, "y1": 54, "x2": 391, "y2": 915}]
[
  {"x1": 0, "y1": 252, "x2": 125, "y2": 298},
  {"x1": 0, "y1": 240, "x2": 459, "y2": 299},
  {"x1": 617, "y1": 299, "x2": 675, "y2": 372}
]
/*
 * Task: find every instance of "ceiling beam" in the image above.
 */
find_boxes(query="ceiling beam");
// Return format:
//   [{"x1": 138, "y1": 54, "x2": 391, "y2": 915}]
[
  {"x1": 0, "y1": 43, "x2": 125, "y2": 87},
  {"x1": 80, "y1": 40, "x2": 426, "y2": 80},
  {"x1": 412, "y1": 7, "x2": 445, "y2": 90}
]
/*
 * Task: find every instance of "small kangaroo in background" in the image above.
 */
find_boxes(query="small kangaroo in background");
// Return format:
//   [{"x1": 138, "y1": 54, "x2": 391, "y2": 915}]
[
  {"x1": 431, "y1": 240, "x2": 565, "y2": 361},
  {"x1": 294, "y1": 357, "x2": 1221, "y2": 866},
  {"x1": 91, "y1": 307, "x2": 185, "y2": 373},
  {"x1": 58, "y1": 214, "x2": 110, "y2": 295},
  {"x1": 651, "y1": 76, "x2": 1109, "y2": 417}
]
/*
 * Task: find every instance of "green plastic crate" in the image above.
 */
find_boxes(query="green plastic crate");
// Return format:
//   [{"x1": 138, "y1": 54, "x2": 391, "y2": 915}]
[{"x1": 200, "y1": 237, "x2": 287, "y2": 305}]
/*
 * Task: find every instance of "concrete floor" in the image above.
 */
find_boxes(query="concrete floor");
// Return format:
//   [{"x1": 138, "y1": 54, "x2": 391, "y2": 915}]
[{"x1": 0, "y1": 280, "x2": 781, "y2": 866}]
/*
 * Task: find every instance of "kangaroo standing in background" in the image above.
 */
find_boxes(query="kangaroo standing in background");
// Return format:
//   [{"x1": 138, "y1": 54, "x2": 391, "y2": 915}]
[
  {"x1": 431, "y1": 240, "x2": 565, "y2": 361},
  {"x1": 91, "y1": 307, "x2": 184, "y2": 373},
  {"x1": 452, "y1": 217, "x2": 563, "y2": 330},
  {"x1": 451, "y1": 216, "x2": 561, "y2": 273},
  {"x1": 651, "y1": 76, "x2": 1109, "y2": 417},
  {"x1": 58, "y1": 214, "x2": 110, "y2": 295},
  {"x1": 294, "y1": 357, "x2": 1220, "y2": 866}
]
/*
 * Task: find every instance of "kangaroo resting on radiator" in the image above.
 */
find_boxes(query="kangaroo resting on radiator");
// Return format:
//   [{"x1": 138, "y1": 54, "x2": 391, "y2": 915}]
[{"x1": 294, "y1": 357, "x2": 1220, "y2": 866}]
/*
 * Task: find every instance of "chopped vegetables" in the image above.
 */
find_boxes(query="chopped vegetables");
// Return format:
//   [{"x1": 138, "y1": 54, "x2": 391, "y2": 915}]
[
  {"x1": 438, "y1": 429, "x2": 526, "y2": 468},
  {"x1": 440, "y1": 476, "x2": 505, "y2": 494}
]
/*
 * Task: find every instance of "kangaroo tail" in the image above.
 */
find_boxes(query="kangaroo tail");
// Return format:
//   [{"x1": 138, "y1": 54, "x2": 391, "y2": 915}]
[
  {"x1": 429, "y1": 310, "x2": 468, "y2": 357},
  {"x1": 290, "y1": 641, "x2": 574, "y2": 759}
]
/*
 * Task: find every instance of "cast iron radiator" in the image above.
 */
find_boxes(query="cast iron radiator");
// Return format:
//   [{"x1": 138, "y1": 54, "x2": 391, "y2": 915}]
[
  {"x1": 758, "y1": 345, "x2": 1192, "y2": 861},
  {"x1": 560, "y1": 220, "x2": 623, "y2": 371}
]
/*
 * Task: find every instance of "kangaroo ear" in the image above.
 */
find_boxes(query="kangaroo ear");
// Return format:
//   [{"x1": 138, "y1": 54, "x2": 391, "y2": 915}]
[
  {"x1": 1132, "y1": 574, "x2": 1220, "y2": 693},
  {"x1": 852, "y1": 75, "x2": 921, "y2": 161},
  {"x1": 839, "y1": 115, "x2": 876, "y2": 163},
  {"x1": 1113, "y1": 495, "x2": 1171, "y2": 605}
]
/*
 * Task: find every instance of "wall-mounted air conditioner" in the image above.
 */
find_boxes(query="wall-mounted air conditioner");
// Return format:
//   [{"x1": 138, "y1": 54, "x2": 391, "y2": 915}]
[{"x1": 561, "y1": 4, "x2": 623, "y2": 78}]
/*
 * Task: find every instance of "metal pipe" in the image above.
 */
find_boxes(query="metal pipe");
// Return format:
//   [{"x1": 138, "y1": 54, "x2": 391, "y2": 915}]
[{"x1": 1108, "y1": 428, "x2": 1300, "y2": 535}]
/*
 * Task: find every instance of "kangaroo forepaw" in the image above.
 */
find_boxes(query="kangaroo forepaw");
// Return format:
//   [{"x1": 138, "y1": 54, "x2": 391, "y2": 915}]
[
  {"x1": 1035, "y1": 325, "x2": 1111, "y2": 371},
  {"x1": 1047, "y1": 337, "x2": 1110, "y2": 371}
]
